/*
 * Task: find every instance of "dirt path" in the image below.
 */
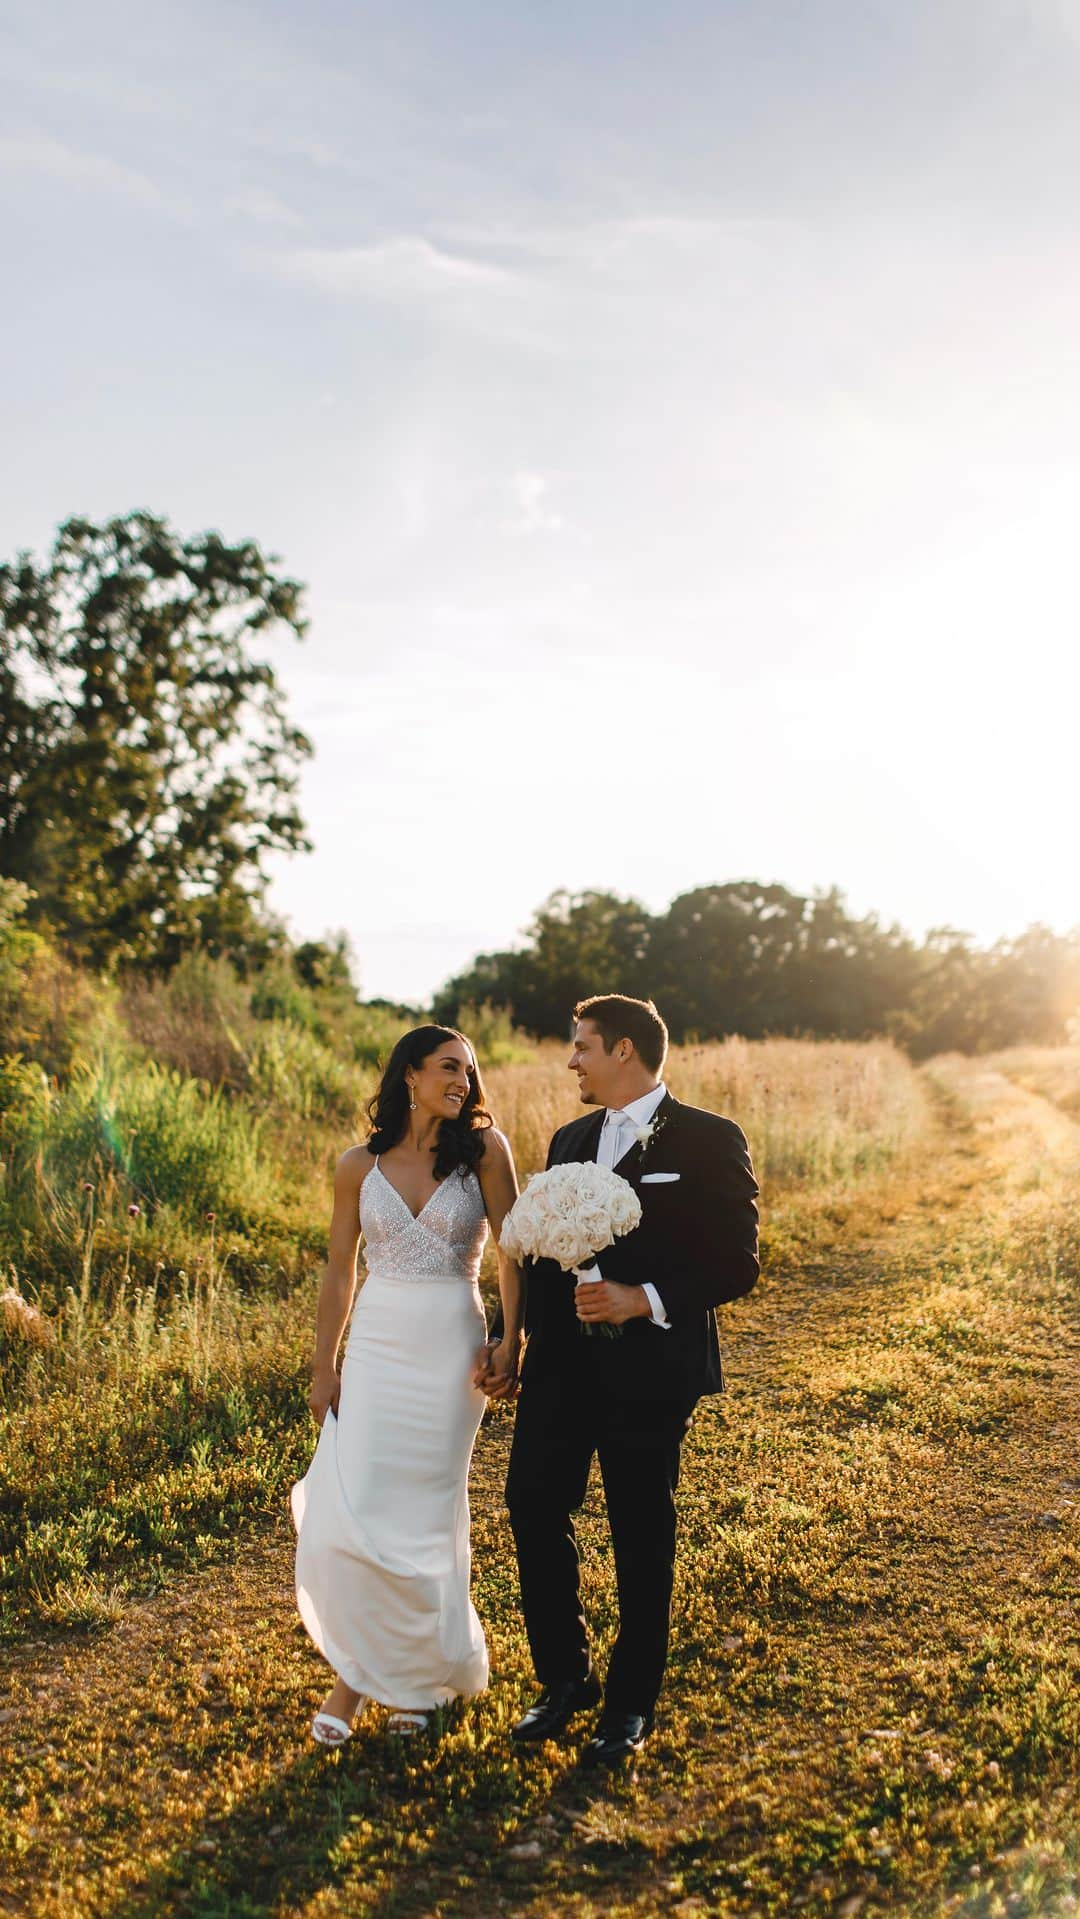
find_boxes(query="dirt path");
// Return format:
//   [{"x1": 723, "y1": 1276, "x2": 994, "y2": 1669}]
[{"x1": 1, "y1": 1061, "x2": 1077, "y2": 1919}]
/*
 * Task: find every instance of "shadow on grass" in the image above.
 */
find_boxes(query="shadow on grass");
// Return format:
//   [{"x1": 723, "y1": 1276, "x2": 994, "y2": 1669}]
[{"x1": 97, "y1": 1703, "x2": 657, "y2": 1919}]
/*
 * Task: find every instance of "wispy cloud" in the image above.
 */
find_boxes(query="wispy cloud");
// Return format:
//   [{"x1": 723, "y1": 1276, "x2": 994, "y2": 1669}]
[
  {"x1": 269, "y1": 233, "x2": 521, "y2": 298},
  {"x1": 225, "y1": 186, "x2": 305, "y2": 229},
  {"x1": 439, "y1": 211, "x2": 788, "y2": 274},
  {"x1": 247, "y1": 131, "x2": 368, "y2": 175},
  {"x1": 0, "y1": 131, "x2": 180, "y2": 214}
]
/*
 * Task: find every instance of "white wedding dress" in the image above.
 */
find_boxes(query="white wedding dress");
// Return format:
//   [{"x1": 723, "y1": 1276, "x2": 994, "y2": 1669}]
[{"x1": 291, "y1": 1160, "x2": 490, "y2": 1708}]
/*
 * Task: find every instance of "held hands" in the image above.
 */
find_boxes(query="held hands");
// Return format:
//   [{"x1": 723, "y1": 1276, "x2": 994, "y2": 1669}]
[
  {"x1": 575, "y1": 1279, "x2": 652, "y2": 1327},
  {"x1": 473, "y1": 1334, "x2": 522, "y2": 1400},
  {"x1": 309, "y1": 1364, "x2": 342, "y2": 1426},
  {"x1": 472, "y1": 1285, "x2": 650, "y2": 1389}
]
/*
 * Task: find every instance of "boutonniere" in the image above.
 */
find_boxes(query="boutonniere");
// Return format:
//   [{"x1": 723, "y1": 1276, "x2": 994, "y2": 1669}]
[{"x1": 635, "y1": 1108, "x2": 671, "y2": 1162}]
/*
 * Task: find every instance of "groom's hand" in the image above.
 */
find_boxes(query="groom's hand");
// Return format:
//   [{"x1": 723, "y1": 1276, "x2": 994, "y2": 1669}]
[
  {"x1": 574, "y1": 1280, "x2": 652, "y2": 1326},
  {"x1": 473, "y1": 1336, "x2": 521, "y2": 1400}
]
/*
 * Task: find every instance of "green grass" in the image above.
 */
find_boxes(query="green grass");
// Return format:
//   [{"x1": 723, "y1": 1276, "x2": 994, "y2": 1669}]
[{"x1": 0, "y1": 1269, "x2": 317, "y2": 1641}]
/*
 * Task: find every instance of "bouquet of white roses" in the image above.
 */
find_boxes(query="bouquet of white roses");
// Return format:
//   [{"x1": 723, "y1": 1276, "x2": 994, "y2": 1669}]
[{"x1": 499, "y1": 1161, "x2": 642, "y2": 1338}]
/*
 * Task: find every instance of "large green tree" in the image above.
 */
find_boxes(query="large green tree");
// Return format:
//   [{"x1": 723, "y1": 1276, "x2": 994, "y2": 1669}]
[
  {"x1": 0, "y1": 512, "x2": 312, "y2": 968},
  {"x1": 434, "y1": 889, "x2": 655, "y2": 1035},
  {"x1": 649, "y1": 882, "x2": 922, "y2": 1040}
]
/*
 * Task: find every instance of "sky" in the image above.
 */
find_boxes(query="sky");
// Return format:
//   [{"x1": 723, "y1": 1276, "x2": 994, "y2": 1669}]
[{"x1": 3, "y1": 0, "x2": 1079, "y2": 1002}]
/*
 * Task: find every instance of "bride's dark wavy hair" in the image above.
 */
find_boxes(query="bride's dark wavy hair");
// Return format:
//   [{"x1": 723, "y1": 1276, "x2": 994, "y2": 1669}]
[{"x1": 366, "y1": 1025, "x2": 493, "y2": 1180}]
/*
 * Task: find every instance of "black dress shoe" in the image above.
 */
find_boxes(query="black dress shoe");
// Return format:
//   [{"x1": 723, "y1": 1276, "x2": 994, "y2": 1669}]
[
  {"x1": 511, "y1": 1673, "x2": 602, "y2": 1744},
  {"x1": 579, "y1": 1710, "x2": 652, "y2": 1767}
]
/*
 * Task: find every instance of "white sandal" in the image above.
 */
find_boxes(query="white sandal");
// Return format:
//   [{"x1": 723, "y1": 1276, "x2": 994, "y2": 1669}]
[
  {"x1": 311, "y1": 1693, "x2": 369, "y2": 1747},
  {"x1": 312, "y1": 1712, "x2": 355, "y2": 1746},
  {"x1": 386, "y1": 1709, "x2": 430, "y2": 1737}
]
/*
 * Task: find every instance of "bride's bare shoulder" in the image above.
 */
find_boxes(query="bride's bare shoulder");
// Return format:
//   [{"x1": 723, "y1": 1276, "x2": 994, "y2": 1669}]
[
  {"x1": 481, "y1": 1126, "x2": 517, "y2": 1169},
  {"x1": 335, "y1": 1142, "x2": 377, "y2": 1188}
]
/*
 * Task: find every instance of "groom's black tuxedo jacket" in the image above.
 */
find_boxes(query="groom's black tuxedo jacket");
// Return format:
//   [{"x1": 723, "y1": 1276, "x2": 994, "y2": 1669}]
[{"x1": 518, "y1": 1094, "x2": 759, "y2": 1405}]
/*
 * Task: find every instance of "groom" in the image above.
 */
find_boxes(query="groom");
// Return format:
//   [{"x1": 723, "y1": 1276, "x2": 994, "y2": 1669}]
[{"x1": 486, "y1": 993, "x2": 759, "y2": 1766}]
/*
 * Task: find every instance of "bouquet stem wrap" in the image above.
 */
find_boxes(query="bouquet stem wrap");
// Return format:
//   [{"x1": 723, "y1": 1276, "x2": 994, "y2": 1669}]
[{"x1": 572, "y1": 1262, "x2": 621, "y2": 1339}]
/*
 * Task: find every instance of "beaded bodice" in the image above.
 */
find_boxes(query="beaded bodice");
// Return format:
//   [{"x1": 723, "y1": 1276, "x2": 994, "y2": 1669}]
[{"x1": 360, "y1": 1162, "x2": 488, "y2": 1283}]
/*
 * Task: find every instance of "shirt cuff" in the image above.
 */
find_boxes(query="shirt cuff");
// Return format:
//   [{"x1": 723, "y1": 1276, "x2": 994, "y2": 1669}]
[{"x1": 641, "y1": 1282, "x2": 671, "y2": 1330}]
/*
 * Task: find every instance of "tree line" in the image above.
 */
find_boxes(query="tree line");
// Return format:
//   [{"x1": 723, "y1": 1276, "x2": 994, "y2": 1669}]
[
  {"x1": 434, "y1": 885, "x2": 1080, "y2": 1057},
  {"x1": 3, "y1": 514, "x2": 1077, "y2": 1057}
]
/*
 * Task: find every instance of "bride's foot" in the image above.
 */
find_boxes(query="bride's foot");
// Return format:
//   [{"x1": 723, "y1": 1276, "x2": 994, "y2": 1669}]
[
  {"x1": 386, "y1": 1708, "x2": 431, "y2": 1737},
  {"x1": 312, "y1": 1679, "x2": 367, "y2": 1747}
]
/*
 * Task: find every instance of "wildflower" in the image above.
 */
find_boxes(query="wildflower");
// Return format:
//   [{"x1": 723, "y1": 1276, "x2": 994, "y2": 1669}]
[
  {"x1": 82, "y1": 1181, "x2": 95, "y2": 1193},
  {"x1": 205, "y1": 1211, "x2": 216, "y2": 1223},
  {"x1": 128, "y1": 1203, "x2": 141, "y2": 1218}
]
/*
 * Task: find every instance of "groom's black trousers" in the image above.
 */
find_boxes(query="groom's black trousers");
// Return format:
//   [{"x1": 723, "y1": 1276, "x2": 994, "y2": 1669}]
[{"x1": 506, "y1": 1361, "x2": 694, "y2": 1719}]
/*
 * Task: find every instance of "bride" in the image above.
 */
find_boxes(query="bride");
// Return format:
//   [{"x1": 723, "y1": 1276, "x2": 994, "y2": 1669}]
[{"x1": 291, "y1": 1024, "x2": 524, "y2": 1745}]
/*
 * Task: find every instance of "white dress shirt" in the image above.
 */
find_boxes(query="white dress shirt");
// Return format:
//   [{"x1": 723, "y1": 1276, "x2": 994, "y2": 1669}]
[{"x1": 596, "y1": 1082, "x2": 671, "y2": 1330}]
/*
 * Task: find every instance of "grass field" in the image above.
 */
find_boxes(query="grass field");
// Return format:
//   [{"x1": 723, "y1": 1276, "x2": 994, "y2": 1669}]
[
  {"x1": 0, "y1": 1042, "x2": 1078, "y2": 1918},
  {"x1": 0, "y1": 1039, "x2": 925, "y2": 1645}
]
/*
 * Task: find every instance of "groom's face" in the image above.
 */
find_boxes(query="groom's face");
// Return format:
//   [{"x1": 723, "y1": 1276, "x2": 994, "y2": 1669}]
[{"x1": 568, "y1": 1019, "x2": 624, "y2": 1107}]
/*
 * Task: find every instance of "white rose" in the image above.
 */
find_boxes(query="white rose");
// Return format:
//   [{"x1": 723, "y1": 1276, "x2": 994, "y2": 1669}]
[
  {"x1": 579, "y1": 1207, "x2": 614, "y2": 1249},
  {"x1": 547, "y1": 1223, "x2": 585, "y2": 1269},
  {"x1": 609, "y1": 1187, "x2": 642, "y2": 1232},
  {"x1": 500, "y1": 1215, "x2": 522, "y2": 1258}
]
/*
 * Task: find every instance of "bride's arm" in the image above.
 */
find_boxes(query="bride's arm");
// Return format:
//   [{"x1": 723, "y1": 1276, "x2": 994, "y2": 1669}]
[
  {"x1": 308, "y1": 1145, "x2": 371, "y2": 1425},
  {"x1": 475, "y1": 1128, "x2": 525, "y2": 1397}
]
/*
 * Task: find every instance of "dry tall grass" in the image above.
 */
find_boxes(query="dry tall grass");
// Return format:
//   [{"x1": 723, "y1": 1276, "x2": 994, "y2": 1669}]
[
  {"x1": 987, "y1": 1043, "x2": 1080, "y2": 1120},
  {"x1": 486, "y1": 1036, "x2": 929, "y2": 1184}
]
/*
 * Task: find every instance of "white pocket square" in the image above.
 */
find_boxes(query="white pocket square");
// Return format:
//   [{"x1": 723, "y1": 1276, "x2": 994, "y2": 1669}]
[{"x1": 641, "y1": 1172, "x2": 680, "y2": 1183}]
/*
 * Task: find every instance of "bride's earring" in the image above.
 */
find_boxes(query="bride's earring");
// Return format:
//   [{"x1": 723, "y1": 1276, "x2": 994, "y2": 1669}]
[{"x1": 408, "y1": 1081, "x2": 417, "y2": 1111}]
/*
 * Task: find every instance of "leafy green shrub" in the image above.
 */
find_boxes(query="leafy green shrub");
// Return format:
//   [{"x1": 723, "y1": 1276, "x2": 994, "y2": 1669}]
[
  {"x1": 0, "y1": 1055, "x2": 52, "y2": 1157},
  {"x1": 5, "y1": 1058, "x2": 263, "y2": 1220},
  {"x1": 0, "y1": 881, "x2": 115, "y2": 1076},
  {"x1": 0, "y1": 881, "x2": 36, "y2": 1003},
  {"x1": 344, "y1": 1000, "x2": 416, "y2": 1068},
  {"x1": 453, "y1": 1000, "x2": 536, "y2": 1068},
  {"x1": 250, "y1": 958, "x2": 322, "y2": 1030},
  {"x1": 246, "y1": 1022, "x2": 365, "y2": 1120}
]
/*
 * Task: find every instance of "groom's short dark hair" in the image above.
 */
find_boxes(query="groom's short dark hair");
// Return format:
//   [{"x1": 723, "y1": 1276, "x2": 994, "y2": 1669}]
[{"x1": 573, "y1": 994, "x2": 669, "y2": 1075}]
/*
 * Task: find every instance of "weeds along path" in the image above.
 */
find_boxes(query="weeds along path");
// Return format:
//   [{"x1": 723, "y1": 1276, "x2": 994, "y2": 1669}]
[{"x1": 1, "y1": 1061, "x2": 1078, "y2": 1919}]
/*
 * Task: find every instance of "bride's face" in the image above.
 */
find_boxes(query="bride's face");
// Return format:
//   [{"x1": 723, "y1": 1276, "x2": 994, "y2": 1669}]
[{"x1": 408, "y1": 1039, "x2": 475, "y2": 1123}]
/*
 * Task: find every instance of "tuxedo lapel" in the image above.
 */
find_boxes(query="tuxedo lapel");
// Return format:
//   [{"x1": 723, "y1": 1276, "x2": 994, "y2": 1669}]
[
  {"x1": 556, "y1": 1109, "x2": 605, "y2": 1165},
  {"x1": 611, "y1": 1091, "x2": 679, "y2": 1180}
]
